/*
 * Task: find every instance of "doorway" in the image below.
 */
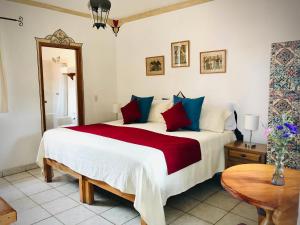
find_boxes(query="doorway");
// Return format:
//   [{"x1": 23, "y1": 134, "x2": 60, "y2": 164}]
[{"x1": 36, "y1": 41, "x2": 84, "y2": 132}]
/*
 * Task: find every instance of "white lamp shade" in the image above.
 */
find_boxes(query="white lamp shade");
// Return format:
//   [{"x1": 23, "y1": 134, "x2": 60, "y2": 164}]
[
  {"x1": 244, "y1": 114, "x2": 259, "y2": 131},
  {"x1": 112, "y1": 103, "x2": 120, "y2": 114}
]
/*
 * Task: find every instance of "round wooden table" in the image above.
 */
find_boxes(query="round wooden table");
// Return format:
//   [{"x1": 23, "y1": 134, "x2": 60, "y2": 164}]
[{"x1": 221, "y1": 164, "x2": 300, "y2": 225}]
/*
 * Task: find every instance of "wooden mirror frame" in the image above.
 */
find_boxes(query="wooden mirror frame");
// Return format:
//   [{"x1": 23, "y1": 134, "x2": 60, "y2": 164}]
[{"x1": 36, "y1": 29, "x2": 85, "y2": 133}]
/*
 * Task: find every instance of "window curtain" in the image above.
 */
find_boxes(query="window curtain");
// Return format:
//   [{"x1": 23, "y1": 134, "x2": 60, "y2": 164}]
[{"x1": 0, "y1": 38, "x2": 8, "y2": 113}]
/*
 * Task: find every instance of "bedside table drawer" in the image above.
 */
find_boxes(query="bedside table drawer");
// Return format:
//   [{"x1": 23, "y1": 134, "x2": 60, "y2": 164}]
[{"x1": 229, "y1": 150, "x2": 260, "y2": 162}]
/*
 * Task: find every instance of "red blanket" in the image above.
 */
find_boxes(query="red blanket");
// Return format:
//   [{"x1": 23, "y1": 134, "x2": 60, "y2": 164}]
[{"x1": 67, "y1": 124, "x2": 201, "y2": 174}]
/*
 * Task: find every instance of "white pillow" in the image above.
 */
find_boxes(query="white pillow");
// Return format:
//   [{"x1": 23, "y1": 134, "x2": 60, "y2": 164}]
[
  {"x1": 148, "y1": 100, "x2": 172, "y2": 123},
  {"x1": 200, "y1": 104, "x2": 232, "y2": 133},
  {"x1": 224, "y1": 104, "x2": 237, "y2": 130}
]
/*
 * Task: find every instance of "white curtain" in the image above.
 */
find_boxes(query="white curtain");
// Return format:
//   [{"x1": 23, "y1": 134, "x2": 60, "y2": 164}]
[{"x1": 0, "y1": 37, "x2": 8, "y2": 113}]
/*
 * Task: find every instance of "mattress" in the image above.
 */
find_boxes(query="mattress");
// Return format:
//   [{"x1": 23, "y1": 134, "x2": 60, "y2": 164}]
[{"x1": 37, "y1": 120, "x2": 235, "y2": 225}]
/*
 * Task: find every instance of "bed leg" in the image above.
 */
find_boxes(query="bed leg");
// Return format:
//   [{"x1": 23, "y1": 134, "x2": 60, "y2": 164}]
[
  {"x1": 79, "y1": 177, "x2": 94, "y2": 204},
  {"x1": 79, "y1": 176, "x2": 85, "y2": 203},
  {"x1": 84, "y1": 179, "x2": 94, "y2": 205},
  {"x1": 43, "y1": 158, "x2": 53, "y2": 183},
  {"x1": 141, "y1": 218, "x2": 147, "y2": 225}
]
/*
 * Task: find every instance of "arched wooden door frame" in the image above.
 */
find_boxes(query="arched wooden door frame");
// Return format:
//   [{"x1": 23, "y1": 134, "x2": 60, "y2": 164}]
[{"x1": 36, "y1": 29, "x2": 84, "y2": 133}]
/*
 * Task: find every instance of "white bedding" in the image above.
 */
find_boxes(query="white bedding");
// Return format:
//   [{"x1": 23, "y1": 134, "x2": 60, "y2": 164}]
[{"x1": 37, "y1": 121, "x2": 235, "y2": 225}]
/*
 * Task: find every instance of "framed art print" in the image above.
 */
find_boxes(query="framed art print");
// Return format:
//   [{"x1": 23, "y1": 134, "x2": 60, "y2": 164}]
[
  {"x1": 171, "y1": 40, "x2": 190, "y2": 68},
  {"x1": 200, "y1": 49, "x2": 226, "y2": 74},
  {"x1": 145, "y1": 56, "x2": 165, "y2": 76}
]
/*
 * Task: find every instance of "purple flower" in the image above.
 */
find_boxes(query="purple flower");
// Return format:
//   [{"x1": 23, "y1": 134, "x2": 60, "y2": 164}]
[
  {"x1": 276, "y1": 125, "x2": 284, "y2": 130},
  {"x1": 282, "y1": 133, "x2": 290, "y2": 138},
  {"x1": 284, "y1": 123, "x2": 298, "y2": 134}
]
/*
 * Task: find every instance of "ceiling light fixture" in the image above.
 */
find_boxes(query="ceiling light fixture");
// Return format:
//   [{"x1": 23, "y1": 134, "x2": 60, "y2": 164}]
[{"x1": 89, "y1": 0, "x2": 111, "y2": 29}]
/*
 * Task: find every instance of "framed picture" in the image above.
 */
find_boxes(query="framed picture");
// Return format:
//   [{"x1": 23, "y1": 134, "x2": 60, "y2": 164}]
[
  {"x1": 171, "y1": 40, "x2": 190, "y2": 67},
  {"x1": 145, "y1": 56, "x2": 165, "y2": 76},
  {"x1": 200, "y1": 50, "x2": 226, "y2": 74}
]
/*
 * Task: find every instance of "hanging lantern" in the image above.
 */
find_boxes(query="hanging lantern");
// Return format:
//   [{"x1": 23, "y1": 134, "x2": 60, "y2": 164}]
[
  {"x1": 111, "y1": 20, "x2": 120, "y2": 37},
  {"x1": 89, "y1": 0, "x2": 111, "y2": 29}
]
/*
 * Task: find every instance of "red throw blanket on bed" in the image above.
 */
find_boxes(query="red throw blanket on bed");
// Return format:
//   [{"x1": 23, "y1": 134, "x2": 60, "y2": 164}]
[{"x1": 67, "y1": 124, "x2": 201, "y2": 174}]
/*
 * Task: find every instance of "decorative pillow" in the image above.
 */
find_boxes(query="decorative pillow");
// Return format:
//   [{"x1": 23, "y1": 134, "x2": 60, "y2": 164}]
[
  {"x1": 121, "y1": 100, "x2": 141, "y2": 124},
  {"x1": 161, "y1": 102, "x2": 191, "y2": 131},
  {"x1": 148, "y1": 100, "x2": 172, "y2": 123},
  {"x1": 131, "y1": 95, "x2": 154, "y2": 123},
  {"x1": 173, "y1": 95, "x2": 205, "y2": 131},
  {"x1": 200, "y1": 104, "x2": 232, "y2": 133}
]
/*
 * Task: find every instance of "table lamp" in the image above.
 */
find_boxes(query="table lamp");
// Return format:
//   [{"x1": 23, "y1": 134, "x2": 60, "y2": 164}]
[
  {"x1": 244, "y1": 114, "x2": 259, "y2": 148},
  {"x1": 112, "y1": 103, "x2": 120, "y2": 120}
]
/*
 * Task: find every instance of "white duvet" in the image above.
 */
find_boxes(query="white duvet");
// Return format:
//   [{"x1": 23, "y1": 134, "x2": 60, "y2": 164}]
[{"x1": 37, "y1": 121, "x2": 235, "y2": 225}]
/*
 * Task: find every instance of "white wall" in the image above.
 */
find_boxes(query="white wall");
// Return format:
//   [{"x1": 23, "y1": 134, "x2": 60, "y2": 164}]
[
  {"x1": 116, "y1": 0, "x2": 300, "y2": 144},
  {"x1": 0, "y1": 1, "x2": 117, "y2": 170}
]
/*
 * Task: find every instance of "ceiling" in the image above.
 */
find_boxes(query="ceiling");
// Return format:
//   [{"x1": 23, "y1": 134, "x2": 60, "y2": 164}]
[{"x1": 34, "y1": 0, "x2": 189, "y2": 19}]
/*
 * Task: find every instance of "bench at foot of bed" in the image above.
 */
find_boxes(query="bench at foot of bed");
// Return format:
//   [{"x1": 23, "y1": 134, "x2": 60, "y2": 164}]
[{"x1": 43, "y1": 158, "x2": 148, "y2": 225}]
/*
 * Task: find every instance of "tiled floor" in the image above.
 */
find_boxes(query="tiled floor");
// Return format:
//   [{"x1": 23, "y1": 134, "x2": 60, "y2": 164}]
[{"x1": 0, "y1": 169, "x2": 258, "y2": 225}]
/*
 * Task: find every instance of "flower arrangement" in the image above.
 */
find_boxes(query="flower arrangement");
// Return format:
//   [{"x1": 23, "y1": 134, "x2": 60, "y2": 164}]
[{"x1": 264, "y1": 114, "x2": 299, "y2": 185}]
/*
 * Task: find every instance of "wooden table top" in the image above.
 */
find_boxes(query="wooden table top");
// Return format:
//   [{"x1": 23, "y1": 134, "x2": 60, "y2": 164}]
[{"x1": 221, "y1": 164, "x2": 300, "y2": 225}]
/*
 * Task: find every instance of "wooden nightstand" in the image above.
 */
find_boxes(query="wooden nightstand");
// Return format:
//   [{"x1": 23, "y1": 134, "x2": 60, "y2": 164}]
[{"x1": 224, "y1": 141, "x2": 267, "y2": 168}]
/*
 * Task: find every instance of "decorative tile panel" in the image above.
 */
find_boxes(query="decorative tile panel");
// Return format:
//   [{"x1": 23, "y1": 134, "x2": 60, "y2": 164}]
[{"x1": 268, "y1": 40, "x2": 300, "y2": 169}]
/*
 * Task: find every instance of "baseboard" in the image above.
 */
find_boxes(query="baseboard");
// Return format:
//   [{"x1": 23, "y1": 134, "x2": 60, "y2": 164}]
[{"x1": 0, "y1": 163, "x2": 39, "y2": 177}]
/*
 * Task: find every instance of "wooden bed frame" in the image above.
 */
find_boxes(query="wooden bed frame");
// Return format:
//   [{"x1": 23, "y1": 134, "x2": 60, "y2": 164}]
[{"x1": 43, "y1": 158, "x2": 147, "y2": 225}]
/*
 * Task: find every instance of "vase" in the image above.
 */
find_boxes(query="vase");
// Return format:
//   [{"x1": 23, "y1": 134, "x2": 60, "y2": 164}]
[{"x1": 271, "y1": 150, "x2": 285, "y2": 186}]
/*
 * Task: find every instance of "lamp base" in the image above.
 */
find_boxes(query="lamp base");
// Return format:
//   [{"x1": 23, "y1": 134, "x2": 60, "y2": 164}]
[{"x1": 245, "y1": 142, "x2": 256, "y2": 149}]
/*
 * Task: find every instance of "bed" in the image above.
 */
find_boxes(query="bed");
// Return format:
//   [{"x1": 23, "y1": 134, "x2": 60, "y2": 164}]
[{"x1": 37, "y1": 120, "x2": 235, "y2": 225}]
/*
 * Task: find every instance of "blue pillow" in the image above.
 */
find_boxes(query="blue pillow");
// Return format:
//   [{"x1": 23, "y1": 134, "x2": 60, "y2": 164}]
[
  {"x1": 131, "y1": 95, "x2": 154, "y2": 123},
  {"x1": 173, "y1": 95, "x2": 205, "y2": 131}
]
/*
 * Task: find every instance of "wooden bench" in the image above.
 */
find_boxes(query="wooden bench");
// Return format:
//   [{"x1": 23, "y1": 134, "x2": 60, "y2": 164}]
[{"x1": 0, "y1": 197, "x2": 17, "y2": 225}]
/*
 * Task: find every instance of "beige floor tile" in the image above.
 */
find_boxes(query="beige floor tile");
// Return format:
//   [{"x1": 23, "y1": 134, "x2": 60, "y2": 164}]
[
  {"x1": 215, "y1": 213, "x2": 257, "y2": 225},
  {"x1": 55, "y1": 182, "x2": 79, "y2": 195},
  {"x1": 123, "y1": 216, "x2": 141, "y2": 225},
  {"x1": 55, "y1": 205, "x2": 95, "y2": 225},
  {"x1": 30, "y1": 188, "x2": 64, "y2": 204},
  {"x1": 101, "y1": 204, "x2": 138, "y2": 224},
  {"x1": 231, "y1": 202, "x2": 258, "y2": 221},
  {"x1": 27, "y1": 168, "x2": 42, "y2": 176},
  {"x1": 41, "y1": 196, "x2": 79, "y2": 215},
  {"x1": 78, "y1": 215, "x2": 114, "y2": 225},
  {"x1": 165, "y1": 206, "x2": 184, "y2": 224},
  {"x1": 170, "y1": 214, "x2": 212, "y2": 225},
  {"x1": 68, "y1": 192, "x2": 82, "y2": 203},
  {"x1": 167, "y1": 195, "x2": 200, "y2": 212},
  {"x1": 48, "y1": 175, "x2": 74, "y2": 188},
  {"x1": 84, "y1": 197, "x2": 118, "y2": 214},
  {"x1": 0, "y1": 185, "x2": 25, "y2": 202},
  {"x1": 14, "y1": 206, "x2": 51, "y2": 225},
  {"x1": 186, "y1": 184, "x2": 220, "y2": 202},
  {"x1": 10, "y1": 196, "x2": 37, "y2": 213},
  {"x1": 4, "y1": 172, "x2": 32, "y2": 182},
  {"x1": 33, "y1": 217, "x2": 63, "y2": 225},
  {"x1": 205, "y1": 191, "x2": 240, "y2": 211},
  {"x1": 189, "y1": 202, "x2": 227, "y2": 224},
  {"x1": 13, "y1": 176, "x2": 51, "y2": 195}
]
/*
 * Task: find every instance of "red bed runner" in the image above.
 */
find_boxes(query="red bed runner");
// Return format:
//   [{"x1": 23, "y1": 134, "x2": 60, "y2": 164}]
[{"x1": 67, "y1": 124, "x2": 201, "y2": 174}]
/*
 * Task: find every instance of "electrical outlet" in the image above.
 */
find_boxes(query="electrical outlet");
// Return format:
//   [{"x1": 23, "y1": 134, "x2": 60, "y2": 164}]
[{"x1": 94, "y1": 95, "x2": 98, "y2": 102}]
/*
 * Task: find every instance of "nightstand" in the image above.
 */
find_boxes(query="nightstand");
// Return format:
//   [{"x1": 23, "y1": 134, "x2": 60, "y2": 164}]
[{"x1": 224, "y1": 141, "x2": 267, "y2": 168}]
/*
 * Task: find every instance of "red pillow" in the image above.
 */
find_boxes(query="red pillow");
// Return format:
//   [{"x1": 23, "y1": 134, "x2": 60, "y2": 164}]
[
  {"x1": 161, "y1": 102, "x2": 191, "y2": 131},
  {"x1": 121, "y1": 100, "x2": 141, "y2": 124}
]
